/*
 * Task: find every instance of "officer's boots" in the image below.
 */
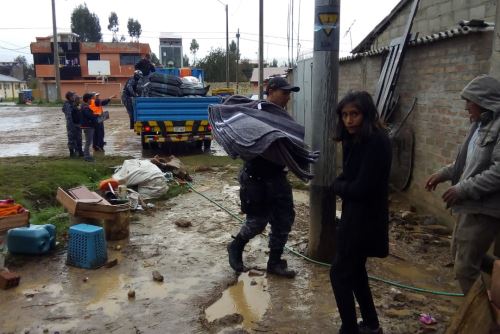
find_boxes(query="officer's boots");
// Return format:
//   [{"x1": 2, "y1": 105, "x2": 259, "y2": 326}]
[
  {"x1": 227, "y1": 234, "x2": 248, "y2": 272},
  {"x1": 69, "y1": 148, "x2": 77, "y2": 158},
  {"x1": 267, "y1": 249, "x2": 296, "y2": 278}
]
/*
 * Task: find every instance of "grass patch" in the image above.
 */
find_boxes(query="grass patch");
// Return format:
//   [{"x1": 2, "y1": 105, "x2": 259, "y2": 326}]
[
  {"x1": 0, "y1": 154, "x2": 239, "y2": 235},
  {"x1": 0, "y1": 156, "x2": 130, "y2": 209}
]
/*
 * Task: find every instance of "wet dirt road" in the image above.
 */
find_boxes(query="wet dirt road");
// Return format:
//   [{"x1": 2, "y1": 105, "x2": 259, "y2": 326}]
[
  {"x1": 1, "y1": 168, "x2": 462, "y2": 334},
  {"x1": 0, "y1": 105, "x2": 226, "y2": 158},
  {"x1": 0, "y1": 105, "x2": 462, "y2": 333},
  {"x1": 0, "y1": 105, "x2": 143, "y2": 158}
]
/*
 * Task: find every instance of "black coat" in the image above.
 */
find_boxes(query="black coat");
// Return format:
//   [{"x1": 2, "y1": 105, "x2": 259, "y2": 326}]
[{"x1": 333, "y1": 128, "x2": 392, "y2": 258}]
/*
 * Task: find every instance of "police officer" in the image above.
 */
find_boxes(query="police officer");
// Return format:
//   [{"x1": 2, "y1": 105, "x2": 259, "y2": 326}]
[
  {"x1": 62, "y1": 91, "x2": 80, "y2": 157},
  {"x1": 227, "y1": 77, "x2": 300, "y2": 278},
  {"x1": 122, "y1": 70, "x2": 142, "y2": 129}
]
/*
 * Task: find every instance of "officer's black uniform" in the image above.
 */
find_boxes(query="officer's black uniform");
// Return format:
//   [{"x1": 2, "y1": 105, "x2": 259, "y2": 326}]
[{"x1": 229, "y1": 156, "x2": 296, "y2": 278}]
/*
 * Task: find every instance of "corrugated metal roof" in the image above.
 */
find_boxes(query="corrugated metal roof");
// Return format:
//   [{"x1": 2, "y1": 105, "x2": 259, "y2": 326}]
[
  {"x1": 0, "y1": 74, "x2": 24, "y2": 83},
  {"x1": 250, "y1": 67, "x2": 289, "y2": 82},
  {"x1": 340, "y1": 25, "x2": 494, "y2": 63},
  {"x1": 351, "y1": 0, "x2": 411, "y2": 54}
]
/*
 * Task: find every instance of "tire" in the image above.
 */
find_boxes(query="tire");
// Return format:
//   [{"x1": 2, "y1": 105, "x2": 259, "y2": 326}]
[
  {"x1": 203, "y1": 139, "x2": 212, "y2": 151},
  {"x1": 141, "y1": 133, "x2": 149, "y2": 150}
]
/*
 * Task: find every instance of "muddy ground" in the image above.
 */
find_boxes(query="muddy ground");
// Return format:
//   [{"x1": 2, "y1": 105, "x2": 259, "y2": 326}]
[{"x1": 0, "y1": 106, "x2": 462, "y2": 333}]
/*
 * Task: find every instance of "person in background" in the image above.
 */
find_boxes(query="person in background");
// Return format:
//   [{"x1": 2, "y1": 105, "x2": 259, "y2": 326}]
[
  {"x1": 80, "y1": 93, "x2": 99, "y2": 162},
  {"x1": 89, "y1": 92, "x2": 115, "y2": 152},
  {"x1": 71, "y1": 94, "x2": 83, "y2": 157},
  {"x1": 425, "y1": 74, "x2": 500, "y2": 294},
  {"x1": 227, "y1": 77, "x2": 300, "y2": 278},
  {"x1": 122, "y1": 70, "x2": 143, "y2": 129},
  {"x1": 62, "y1": 91, "x2": 79, "y2": 158},
  {"x1": 135, "y1": 54, "x2": 156, "y2": 77},
  {"x1": 331, "y1": 91, "x2": 392, "y2": 334}
]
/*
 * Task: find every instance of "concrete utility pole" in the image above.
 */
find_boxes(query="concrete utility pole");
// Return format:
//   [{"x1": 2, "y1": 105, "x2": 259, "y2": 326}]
[
  {"x1": 489, "y1": 0, "x2": 500, "y2": 78},
  {"x1": 258, "y1": 0, "x2": 264, "y2": 99},
  {"x1": 490, "y1": 0, "x2": 500, "y2": 257},
  {"x1": 236, "y1": 28, "x2": 240, "y2": 94},
  {"x1": 51, "y1": 0, "x2": 62, "y2": 102},
  {"x1": 226, "y1": 4, "x2": 229, "y2": 88},
  {"x1": 308, "y1": 0, "x2": 340, "y2": 262}
]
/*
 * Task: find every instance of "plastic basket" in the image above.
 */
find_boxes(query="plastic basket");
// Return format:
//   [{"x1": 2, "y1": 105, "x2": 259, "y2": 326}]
[{"x1": 67, "y1": 224, "x2": 107, "y2": 269}]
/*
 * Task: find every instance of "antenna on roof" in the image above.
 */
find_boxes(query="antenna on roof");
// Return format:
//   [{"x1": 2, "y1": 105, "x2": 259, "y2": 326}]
[{"x1": 344, "y1": 19, "x2": 356, "y2": 51}]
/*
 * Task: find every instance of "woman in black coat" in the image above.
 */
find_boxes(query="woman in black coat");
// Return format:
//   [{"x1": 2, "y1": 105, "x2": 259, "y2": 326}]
[{"x1": 331, "y1": 91, "x2": 392, "y2": 334}]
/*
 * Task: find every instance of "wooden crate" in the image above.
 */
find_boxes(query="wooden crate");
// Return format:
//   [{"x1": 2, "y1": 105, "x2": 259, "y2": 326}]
[{"x1": 0, "y1": 211, "x2": 29, "y2": 234}]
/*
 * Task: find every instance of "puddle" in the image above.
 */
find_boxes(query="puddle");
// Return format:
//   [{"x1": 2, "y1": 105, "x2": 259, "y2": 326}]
[
  {"x1": 0, "y1": 142, "x2": 40, "y2": 157},
  {"x1": 205, "y1": 272, "x2": 270, "y2": 330}
]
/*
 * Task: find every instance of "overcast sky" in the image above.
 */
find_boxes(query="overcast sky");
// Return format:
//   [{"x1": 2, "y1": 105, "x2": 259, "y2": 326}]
[{"x1": 0, "y1": 0, "x2": 401, "y2": 64}]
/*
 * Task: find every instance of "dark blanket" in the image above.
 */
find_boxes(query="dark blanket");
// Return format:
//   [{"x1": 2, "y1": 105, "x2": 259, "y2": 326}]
[{"x1": 208, "y1": 95, "x2": 319, "y2": 180}]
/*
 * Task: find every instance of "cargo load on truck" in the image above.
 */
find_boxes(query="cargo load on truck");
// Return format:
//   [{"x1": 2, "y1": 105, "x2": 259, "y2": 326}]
[{"x1": 130, "y1": 68, "x2": 222, "y2": 150}]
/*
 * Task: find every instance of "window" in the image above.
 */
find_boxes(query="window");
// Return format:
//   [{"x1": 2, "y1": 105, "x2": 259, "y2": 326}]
[
  {"x1": 120, "y1": 53, "x2": 141, "y2": 65},
  {"x1": 5, "y1": 84, "x2": 10, "y2": 90},
  {"x1": 33, "y1": 53, "x2": 54, "y2": 65},
  {"x1": 87, "y1": 53, "x2": 100, "y2": 61}
]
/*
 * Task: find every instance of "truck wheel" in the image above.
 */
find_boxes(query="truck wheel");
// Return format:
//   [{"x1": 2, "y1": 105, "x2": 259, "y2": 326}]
[
  {"x1": 141, "y1": 134, "x2": 149, "y2": 150},
  {"x1": 203, "y1": 139, "x2": 212, "y2": 151}
]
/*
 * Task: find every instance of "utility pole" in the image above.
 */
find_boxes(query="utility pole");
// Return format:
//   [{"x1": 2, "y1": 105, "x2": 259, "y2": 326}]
[
  {"x1": 489, "y1": 0, "x2": 500, "y2": 78},
  {"x1": 308, "y1": 0, "x2": 340, "y2": 262},
  {"x1": 51, "y1": 0, "x2": 61, "y2": 102},
  {"x1": 258, "y1": 0, "x2": 264, "y2": 99},
  {"x1": 236, "y1": 28, "x2": 240, "y2": 94},
  {"x1": 226, "y1": 4, "x2": 229, "y2": 88}
]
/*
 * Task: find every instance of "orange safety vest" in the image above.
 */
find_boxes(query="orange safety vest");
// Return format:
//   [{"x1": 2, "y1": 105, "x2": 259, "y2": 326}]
[{"x1": 89, "y1": 98, "x2": 103, "y2": 116}]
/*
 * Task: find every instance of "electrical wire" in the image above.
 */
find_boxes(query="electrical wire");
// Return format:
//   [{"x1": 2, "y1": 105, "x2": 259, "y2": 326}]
[{"x1": 186, "y1": 182, "x2": 465, "y2": 297}]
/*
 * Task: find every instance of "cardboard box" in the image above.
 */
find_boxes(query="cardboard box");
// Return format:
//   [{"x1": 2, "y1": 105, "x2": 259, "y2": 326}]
[
  {"x1": 56, "y1": 186, "x2": 129, "y2": 221},
  {"x1": 0, "y1": 211, "x2": 29, "y2": 234}
]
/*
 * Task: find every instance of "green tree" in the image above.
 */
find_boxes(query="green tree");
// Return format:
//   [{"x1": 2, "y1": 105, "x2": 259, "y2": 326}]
[
  {"x1": 239, "y1": 59, "x2": 254, "y2": 81},
  {"x1": 127, "y1": 18, "x2": 142, "y2": 42},
  {"x1": 70, "y1": 4, "x2": 102, "y2": 42},
  {"x1": 270, "y1": 58, "x2": 278, "y2": 67},
  {"x1": 107, "y1": 12, "x2": 119, "y2": 42},
  {"x1": 198, "y1": 40, "x2": 248, "y2": 82},
  {"x1": 189, "y1": 39, "x2": 199, "y2": 65},
  {"x1": 151, "y1": 52, "x2": 161, "y2": 66},
  {"x1": 183, "y1": 54, "x2": 190, "y2": 67},
  {"x1": 14, "y1": 55, "x2": 34, "y2": 81}
]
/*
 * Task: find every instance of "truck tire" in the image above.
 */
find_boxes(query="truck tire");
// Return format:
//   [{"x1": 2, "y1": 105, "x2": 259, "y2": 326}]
[
  {"x1": 203, "y1": 139, "x2": 212, "y2": 151},
  {"x1": 141, "y1": 133, "x2": 149, "y2": 149}
]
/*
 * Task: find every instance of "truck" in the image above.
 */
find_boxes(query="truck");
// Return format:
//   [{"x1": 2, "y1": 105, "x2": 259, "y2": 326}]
[{"x1": 133, "y1": 96, "x2": 222, "y2": 150}]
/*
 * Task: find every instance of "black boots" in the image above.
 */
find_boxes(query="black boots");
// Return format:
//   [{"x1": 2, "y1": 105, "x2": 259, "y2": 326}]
[
  {"x1": 227, "y1": 234, "x2": 248, "y2": 272},
  {"x1": 267, "y1": 249, "x2": 296, "y2": 278},
  {"x1": 69, "y1": 148, "x2": 77, "y2": 158}
]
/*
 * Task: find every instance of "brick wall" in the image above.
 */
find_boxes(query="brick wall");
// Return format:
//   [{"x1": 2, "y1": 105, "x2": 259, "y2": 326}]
[{"x1": 338, "y1": 31, "x2": 493, "y2": 225}]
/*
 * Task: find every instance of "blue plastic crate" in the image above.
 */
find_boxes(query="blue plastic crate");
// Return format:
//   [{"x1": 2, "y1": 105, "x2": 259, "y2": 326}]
[{"x1": 67, "y1": 224, "x2": 107, "y2": 269}]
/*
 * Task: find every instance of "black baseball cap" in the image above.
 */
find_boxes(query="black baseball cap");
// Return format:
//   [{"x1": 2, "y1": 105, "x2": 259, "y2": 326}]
[{"x1": 266, "y1": 77, "x2": 300, "y2": 93}]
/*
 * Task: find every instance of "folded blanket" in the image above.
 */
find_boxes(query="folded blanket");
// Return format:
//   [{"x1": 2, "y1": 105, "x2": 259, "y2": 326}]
[{"x1": 209, "y1": 95, "x2": 319, "y2": 180}]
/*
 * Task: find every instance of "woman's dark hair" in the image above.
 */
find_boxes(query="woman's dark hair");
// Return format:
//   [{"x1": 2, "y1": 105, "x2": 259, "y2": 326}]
[{"x1": 334, "y1": 90, "x2": 384, "y2": 141}]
